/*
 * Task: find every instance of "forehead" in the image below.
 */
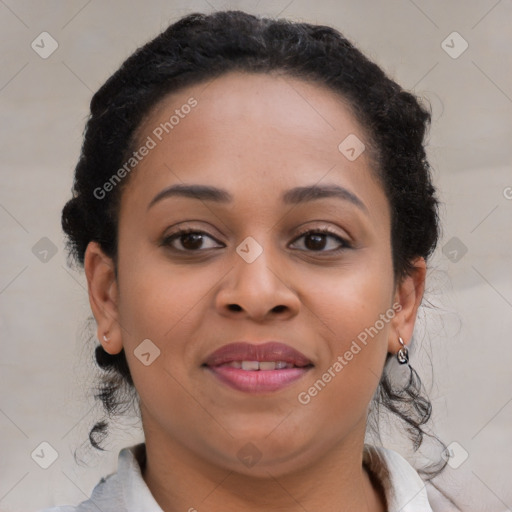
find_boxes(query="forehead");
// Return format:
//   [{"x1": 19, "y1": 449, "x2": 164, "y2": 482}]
[
  {"x1": 136, "y1": 70, "x2": 373, "y2": 157},
  {"x1": 123, "y1": 71, "x2": 386, "y2": 217}
]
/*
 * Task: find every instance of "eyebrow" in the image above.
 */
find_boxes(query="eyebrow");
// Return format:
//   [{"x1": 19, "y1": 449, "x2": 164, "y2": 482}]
[{"x1": 147, "y1": 183, "x2": 368, "y2": 213}]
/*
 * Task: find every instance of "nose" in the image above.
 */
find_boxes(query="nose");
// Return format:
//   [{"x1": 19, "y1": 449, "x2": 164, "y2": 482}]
[{"x1": 215, "y1": 243, "x2": 300, "y2": 322}]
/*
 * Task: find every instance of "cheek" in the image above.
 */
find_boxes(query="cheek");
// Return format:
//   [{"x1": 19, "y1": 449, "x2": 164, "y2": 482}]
[
  {"x1": 299, "y1": 250, "x2": 393, "y2": 409},
  {"x1": 115, "y1": 255, "x2": 212, "y2": 424},
  {"x1": 114, "y1": 247, "x2": 217, "y2": 400},
  {"x1": 309, "y1": 251, "x2": 394, "y2": 341},
  {"x1": 117, "y1": 251, "x2": 210, "y2": 339}
]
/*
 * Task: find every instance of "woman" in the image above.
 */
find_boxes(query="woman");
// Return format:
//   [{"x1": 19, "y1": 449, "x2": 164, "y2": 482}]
[{"x1": 43, "y1": 10, "x2": 459, "y2": 511}]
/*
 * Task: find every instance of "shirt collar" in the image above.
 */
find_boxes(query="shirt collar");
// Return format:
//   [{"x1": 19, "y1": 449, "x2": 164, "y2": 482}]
[{"x1": 363, "y1": 443, "x2": 434, "y2": 511}]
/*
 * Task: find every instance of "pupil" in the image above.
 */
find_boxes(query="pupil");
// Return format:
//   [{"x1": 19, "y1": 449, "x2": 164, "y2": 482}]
[
  {"x1": 305, "y1": 233, "x2": 326, "y2": 250},
  {"x1": 182, "y1": 233, "x2": 203, "y2": 250}
]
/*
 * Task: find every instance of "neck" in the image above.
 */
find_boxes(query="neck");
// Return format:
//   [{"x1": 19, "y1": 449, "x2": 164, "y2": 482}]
[{"x1": 141, "y1": 420, "x2": 386, "y2": 512}]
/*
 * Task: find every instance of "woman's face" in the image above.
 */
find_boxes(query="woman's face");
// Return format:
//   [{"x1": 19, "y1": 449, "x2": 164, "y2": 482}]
[{"x1": 88, "y1": 71, "x2": 422, "y2": 477}]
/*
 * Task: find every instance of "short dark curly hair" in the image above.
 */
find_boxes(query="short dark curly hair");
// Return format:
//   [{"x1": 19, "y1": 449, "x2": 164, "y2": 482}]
[{"x1": 62, "y1": 10, "x2": 445, "y2": 479}]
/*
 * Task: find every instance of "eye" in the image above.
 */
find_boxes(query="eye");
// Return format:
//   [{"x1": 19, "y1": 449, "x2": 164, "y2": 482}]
[
  {"x1": 162, "y1": 229, "x2": 224, "y2": 252},
  {"x1": 161, "y1": 226, "x2": 350, "y2": 253},
  {"x1": 289, "y1": 227, "x2": 350, "y2": 253}
]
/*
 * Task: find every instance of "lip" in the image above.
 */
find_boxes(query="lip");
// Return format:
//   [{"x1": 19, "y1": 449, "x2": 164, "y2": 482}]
[
  {"x1": 203, "y1": 341, "x2": 313, "y2": 393},
  {"x1": 204, "y1": 341, "x2": 313, "y2": 367}
]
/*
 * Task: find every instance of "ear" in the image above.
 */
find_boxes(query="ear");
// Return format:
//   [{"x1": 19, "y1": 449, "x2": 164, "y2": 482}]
[
  {"x1": 84, "y1": 241, "x2": 123, "y2": 355},
  {"x1": 388, "y1": 257, "x2": 426, "y2": 355}
]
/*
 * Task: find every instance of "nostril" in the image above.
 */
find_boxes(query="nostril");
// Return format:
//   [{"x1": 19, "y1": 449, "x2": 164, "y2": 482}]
[{"x1": 225, "y1": 304, "x2": 287, "y2": 313}]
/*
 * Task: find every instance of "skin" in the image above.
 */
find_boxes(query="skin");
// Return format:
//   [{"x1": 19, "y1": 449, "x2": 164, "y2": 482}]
[{"x1": 84, "y1": 71, "x2": 426, "y2": 512}]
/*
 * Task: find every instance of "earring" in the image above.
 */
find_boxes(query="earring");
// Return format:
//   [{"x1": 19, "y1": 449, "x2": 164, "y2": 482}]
[
  {"x1": 102, "y1": 333, "x2": 110, "y2": 342},
  {"x1": 397, "y1": 336, "x2": 409, "y2": 365}
]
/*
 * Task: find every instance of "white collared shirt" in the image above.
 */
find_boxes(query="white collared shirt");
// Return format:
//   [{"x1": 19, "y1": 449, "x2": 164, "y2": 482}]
[{"x1": 39, "y1": 443, "x2": 452, "y2": 511}]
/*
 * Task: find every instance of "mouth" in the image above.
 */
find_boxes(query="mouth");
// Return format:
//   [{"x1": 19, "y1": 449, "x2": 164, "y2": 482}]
[{"x1": 202, "y1": 341, "x2": 314, "y2": 393}]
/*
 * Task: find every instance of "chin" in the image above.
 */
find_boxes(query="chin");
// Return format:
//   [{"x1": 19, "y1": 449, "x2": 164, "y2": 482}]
[{"x1": 214, "y1": 432, "x2": 315, "y2": 476}]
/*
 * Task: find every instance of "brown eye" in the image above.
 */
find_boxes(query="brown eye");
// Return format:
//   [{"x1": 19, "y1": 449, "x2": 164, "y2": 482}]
[
  {"x1": 304, "y1": 233, "x2": 329, "y2": 250},
  {"x1": 290, "y1": 229, "x2": 349, "y2": 253},
  {"x1": 162, "y1": 229, "x2": 223, "y2": 252}
]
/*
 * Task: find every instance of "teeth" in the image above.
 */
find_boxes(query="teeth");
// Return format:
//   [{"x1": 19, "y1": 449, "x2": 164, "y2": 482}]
[
  {"x1": 241, "y1": 360, "x2": 259, "y2": 371},
  {"x1": 233, "y1": 361, "x2": 293, "y2": 371}
]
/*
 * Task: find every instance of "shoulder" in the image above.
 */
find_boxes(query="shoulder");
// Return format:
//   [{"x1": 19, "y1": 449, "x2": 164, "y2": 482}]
[
  {"x1": 37, "y1": 473, "x2": 119, "y2": 512},
  {"x1": 38, "y1": 508, "x2": 77, "y2": 512},
  {"x1": 38, "y1": 444, "x2": 163, "y2": 512}
]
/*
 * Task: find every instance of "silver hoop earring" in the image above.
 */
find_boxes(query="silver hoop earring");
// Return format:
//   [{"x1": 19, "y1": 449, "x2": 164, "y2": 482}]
[
  {"x1": 103, "y1": 333, "x2": 110, "y2": 342},
  {"x1": 397, "y1": 336, "x2": 409, "y2": 365}
]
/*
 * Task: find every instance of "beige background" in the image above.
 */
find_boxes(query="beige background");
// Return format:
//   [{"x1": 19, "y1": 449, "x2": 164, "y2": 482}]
[{"x1": 0, "y1": 1, "x2": 511, "y2": 510}]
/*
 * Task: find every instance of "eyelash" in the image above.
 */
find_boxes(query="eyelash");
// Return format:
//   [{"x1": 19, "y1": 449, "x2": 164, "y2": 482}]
[{"x1": 161, "y1": 226, "x2": 351, "y2": 254}]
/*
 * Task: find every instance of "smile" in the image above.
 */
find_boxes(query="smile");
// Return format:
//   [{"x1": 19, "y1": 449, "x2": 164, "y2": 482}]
[
  {"x1": 203, "y1": 341, "x2": 314, "y2": 393},
  {"x1": 220, "y1": 360, "x2": 298, "y2": 370}
]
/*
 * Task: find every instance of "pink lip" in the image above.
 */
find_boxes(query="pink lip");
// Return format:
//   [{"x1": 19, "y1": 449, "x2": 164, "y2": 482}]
[
  {"x1": 204, "y1": 341, "x2": 313, "y2": 367},
  {"x1": 203, "y1": 341, "x2": 313, "y2": 393}
]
